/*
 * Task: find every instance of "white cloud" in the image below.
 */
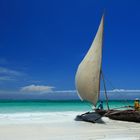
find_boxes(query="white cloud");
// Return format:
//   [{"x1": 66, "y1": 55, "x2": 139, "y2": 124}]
[
  {"x1": 20, "y1": 86, "x2": 140, "y2": 94},
  {"x1": 0, "y1": 67, "x2": 25, "y2": 82},
  {"x1": 0, "y1": 88, "x2": 139, "y2": 100},
  {"x1": 53, "y1": 89, "x2": 140, "y2": 93},
  {"x1": 54, "y1": 90, "x2": 76, "y2": 93},
  {"x1": 0, "y1": 76, "x2": 16, "y2": 81},
  {"x1": 21, "y1": 84, "x2": 54, "y2": 93},
  {"x1": 106, "y1": 89, "x2": 140, "y2": 93},
  {"x1": 0, "y1": 67, "x2": 22, "y2": 76}
]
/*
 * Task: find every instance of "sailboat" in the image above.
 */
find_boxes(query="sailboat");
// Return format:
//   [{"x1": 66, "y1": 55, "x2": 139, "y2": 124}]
[{"x1": 75, "y1": 15, "x2": 140, "y2": 123}]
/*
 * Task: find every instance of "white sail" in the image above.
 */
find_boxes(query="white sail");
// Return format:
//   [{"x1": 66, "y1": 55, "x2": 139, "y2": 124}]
[{"x1": 75, "y1": 15, "x2": 104, "y2": 106}]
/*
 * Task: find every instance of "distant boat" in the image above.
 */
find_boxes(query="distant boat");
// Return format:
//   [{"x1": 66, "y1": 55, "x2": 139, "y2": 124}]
[{"x1": 75, "y1": 15, "x2": 140, "y2": 123}]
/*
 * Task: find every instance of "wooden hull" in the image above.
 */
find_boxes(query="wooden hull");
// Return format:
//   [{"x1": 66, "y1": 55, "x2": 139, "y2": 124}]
[
  {"x1": 96, "y1": 109, "x2": 140, "y2": 123},
  {"x1": 106, "y1": 110, "x2": 140, "y2": 123},
  {"x1": 95, "y1": 109, "x2": 108, "y2": 116}
]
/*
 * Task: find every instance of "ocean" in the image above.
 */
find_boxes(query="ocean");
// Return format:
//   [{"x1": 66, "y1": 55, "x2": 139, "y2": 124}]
[
  {"x1": 0, "y1": 100, "x2": 134, "y2": 113},
  {"x1": 0, "y1": 100, "x2": 134, "y2": 124}
]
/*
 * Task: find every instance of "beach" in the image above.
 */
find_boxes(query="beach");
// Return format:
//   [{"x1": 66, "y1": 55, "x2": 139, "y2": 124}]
[
  {"x1": 0, "y1": 117, "x2": 140, "y2": 140},
  {"x1": 0, "y1": 112, "x2": 140, "y2": 140},
  {"x1": 0, "y1": 101, "x2": 140, "y2": 140}
]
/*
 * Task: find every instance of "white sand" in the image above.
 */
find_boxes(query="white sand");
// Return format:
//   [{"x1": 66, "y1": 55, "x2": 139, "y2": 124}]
[{"x1": 0, "y1": 117, "x2": 140, "y2": 140}]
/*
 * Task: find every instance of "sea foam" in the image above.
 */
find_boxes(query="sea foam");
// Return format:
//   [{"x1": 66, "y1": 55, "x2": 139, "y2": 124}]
[{"x1": 0, "y1": 111, "x2": 85, "y2": 124}]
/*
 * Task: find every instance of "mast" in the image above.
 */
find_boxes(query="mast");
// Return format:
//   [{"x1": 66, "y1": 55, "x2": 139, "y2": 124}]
[
  {"x1": 100, "y1": 14, "x2": 109, "y2": 110},
  {"x1": 101, "y1": 70, "x2": 110, "y2": 110}
]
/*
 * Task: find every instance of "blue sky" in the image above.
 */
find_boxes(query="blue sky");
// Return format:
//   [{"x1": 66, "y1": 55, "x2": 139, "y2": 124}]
[{"x1": 0, "y1": 0, "x2": 140, "y2": 100}]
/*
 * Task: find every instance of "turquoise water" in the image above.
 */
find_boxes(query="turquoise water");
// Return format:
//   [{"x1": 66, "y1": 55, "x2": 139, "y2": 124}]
[{"x1": 0, "y1": 100, "x2": 134, "y2": 114}]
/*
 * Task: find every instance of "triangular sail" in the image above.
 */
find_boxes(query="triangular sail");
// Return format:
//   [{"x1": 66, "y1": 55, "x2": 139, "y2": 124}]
[{"x1": 75, "y1": 15, "x2": 104, "y2": 106}]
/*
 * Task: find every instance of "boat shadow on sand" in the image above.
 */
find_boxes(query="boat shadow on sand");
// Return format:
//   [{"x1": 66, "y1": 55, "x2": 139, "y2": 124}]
[{"x1": 75, "y1": 111, "x2": 105, "y2": 124}]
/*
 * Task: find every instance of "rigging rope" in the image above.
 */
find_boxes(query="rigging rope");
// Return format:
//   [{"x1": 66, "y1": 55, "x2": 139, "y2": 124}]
[{"x1": 102, "y1": 73, "x2": 131, "y2": 107}]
